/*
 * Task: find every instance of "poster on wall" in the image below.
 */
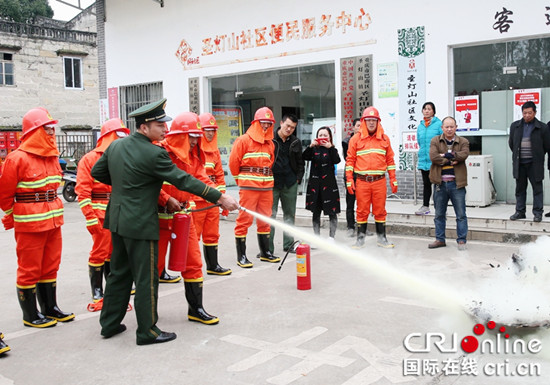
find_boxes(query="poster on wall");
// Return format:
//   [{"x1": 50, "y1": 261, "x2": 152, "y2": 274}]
[
  {"x1": 377, "y1": 62, "x2": 398, "y2": 98},
  {"x1": 340, "y1": 55, "x2": 372, "y2": 140},
  {"x1": 401, "y1": 130, "x2": 418, "y2": 152},
  {"x1": 398, "y1": 26, "x2": 426, "y2": 170},
  {"x1": 454, "y1": 95, "x2": 479, "y2": 131},
  {"x1": 99, "y1": 99, "x2": 109, "y2": 125},
  {"x1": 212, "y1": 106, "x2": 243, "y2": 186},
  {"x1": 108, "y1": 87, "x2": 119, "y2": 119},
  {"x1": 189, "y1": 78, "x2": 200, "y2": 114},
  {"x1": 513, "y1": 89, "x2": 541, "y2": 121}
]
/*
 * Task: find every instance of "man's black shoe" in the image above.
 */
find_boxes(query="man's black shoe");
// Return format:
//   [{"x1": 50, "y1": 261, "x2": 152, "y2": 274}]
[
  {"x1": 102, "y1": 324, "x2": 127, "y2": 339},
  {"x1": 509, "y1": 212, "x2": 526, "y2": 221},
  {"x1": 137, "y1": 331, "x2": 177, "y2": 346},
  {"x1": 534, "y1": 215, "x2": 542, "y2": 223},
  {"x1": 545, "y1": 212, "x2": 550, "y2": 218}
]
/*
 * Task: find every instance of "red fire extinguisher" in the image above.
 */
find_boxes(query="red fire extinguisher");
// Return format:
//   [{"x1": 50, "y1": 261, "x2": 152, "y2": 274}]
[
  {"x1": 296, "y1": 243, "x2": 311, "y2": 290},
  {"x1": 168, "y1": 213, "x2": 191, "y2": 271}
]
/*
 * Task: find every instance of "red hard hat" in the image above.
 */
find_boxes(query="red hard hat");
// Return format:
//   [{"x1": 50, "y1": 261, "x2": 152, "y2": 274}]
[
  {"x1": 199, "y1": 113, "x2": 218, "y2": 130},
  {"x1": 253, "y1": 107, "x2": 275, "y2": 124},
  {"x1": 99, "y1": 118, "x2": 130, "y2": 139},
  {"x1": 21, "y1": 107, "x2": 58, "y2": 139},
  {"x1": 168, "y1": 112, "x2": 203, "y2": 136},
  {"x1": 361, "y1": 106, "x2": 381, "y2": 121}
]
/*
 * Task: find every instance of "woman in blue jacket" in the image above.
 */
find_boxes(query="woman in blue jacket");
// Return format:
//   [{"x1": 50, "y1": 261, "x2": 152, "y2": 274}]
[{"x1": 415, "y1": 102, "x2": 442, "y2": 215}]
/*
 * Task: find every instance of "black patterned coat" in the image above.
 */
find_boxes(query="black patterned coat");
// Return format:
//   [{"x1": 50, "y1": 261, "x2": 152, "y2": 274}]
[{"x1": 302, "y1": 145, "x2": 341, "y2": 215}]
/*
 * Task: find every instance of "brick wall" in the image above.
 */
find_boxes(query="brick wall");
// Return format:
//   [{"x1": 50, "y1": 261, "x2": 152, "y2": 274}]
[{"x1": 96, "y1": 0, "x2": 107, "y2": 99}]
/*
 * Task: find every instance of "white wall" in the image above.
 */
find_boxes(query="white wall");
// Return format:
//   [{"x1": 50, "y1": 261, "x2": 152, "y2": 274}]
[{"x1": 104, "y1": 0, "x2": 550, "y2": 146}]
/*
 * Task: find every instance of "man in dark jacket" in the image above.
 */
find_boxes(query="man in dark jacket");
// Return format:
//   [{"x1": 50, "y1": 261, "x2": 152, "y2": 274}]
[
  {"x1": 91, "y1": 98, "x2": 239, "y2": 345},
  {"x1": 269, "y1": 113, "x2": 305, "y2": 254},
  {"x1": 508, "y1": 101, "x2": 550, "y2": 222}
]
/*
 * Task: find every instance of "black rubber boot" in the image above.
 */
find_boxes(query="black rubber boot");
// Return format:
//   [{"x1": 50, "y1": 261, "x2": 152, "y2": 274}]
[
  {"x1": 89, "y1": 264, "x2": 104, "y2": 303},
  {"x1": 36, "y1": 282, "x2": 75, "y2": 322},
  {"x1": 236, "y1": 237, "x2": 253, "y2": 268},
  {"x1": 0, "y1": 332, "x2": 10, "y2": 355},
  {"x1": 376, "y1": 222, "x2": 395, "y2": 248},
  {"x1": 184, "y1": 281, "x2": 219, "y2": 325},
  {"x1": 103, "y1": 260, "x2": 111, "y2": 279},
  {"x1": 17, "y1": 287, "x2": 57, "y2": 328},
  {"x1": 353, "y1": 223, "x2": 367, "y2": 249},
  {"x1": 204, "y1": 245, "x2": 232, "y2": 275},
  {"x1": 159, "y1": 269, "x2": 182, "y2": 283},
  {"x1": 258, "y1": 233, "x2": 280, "y2": 263}
]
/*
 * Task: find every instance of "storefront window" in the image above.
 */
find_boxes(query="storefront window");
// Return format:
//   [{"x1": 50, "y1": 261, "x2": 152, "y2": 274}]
[
  {"x1": 210, "y1": 63, "x2": 335, "y2": 146},
  {"x1": 454, "y1": 37, "x2": 550, "y2": 96}
]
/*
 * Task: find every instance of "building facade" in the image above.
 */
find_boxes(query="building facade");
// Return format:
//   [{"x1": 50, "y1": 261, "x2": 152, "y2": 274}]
[
  {"x1": 99, "y1": 0, "x2": 550, "y2": 202},
  {"x1": 0, "y1": 8, "x2": 98, "y2": 125}
]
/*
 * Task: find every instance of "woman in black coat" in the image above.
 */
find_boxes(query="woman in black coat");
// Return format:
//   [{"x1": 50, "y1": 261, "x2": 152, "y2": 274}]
[{"x1": 302, "y1": 126, "x2": 341, "y2": 241}]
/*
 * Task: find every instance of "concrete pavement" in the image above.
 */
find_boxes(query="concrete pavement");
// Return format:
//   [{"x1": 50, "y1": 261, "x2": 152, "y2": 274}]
[{"x1": 1, "y1": 195, "x2": 549, "y2": 384}]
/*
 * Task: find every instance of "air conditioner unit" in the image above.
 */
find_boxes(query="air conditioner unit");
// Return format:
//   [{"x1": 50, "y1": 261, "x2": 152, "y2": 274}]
[{"x1": 465, "y1": 155, "x2": 496, "y2": 207}]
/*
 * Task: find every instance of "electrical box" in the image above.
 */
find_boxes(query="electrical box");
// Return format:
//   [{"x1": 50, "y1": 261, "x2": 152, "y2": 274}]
[{"x1": 465, "y1": 155, "x2": 496, "y2": 207}]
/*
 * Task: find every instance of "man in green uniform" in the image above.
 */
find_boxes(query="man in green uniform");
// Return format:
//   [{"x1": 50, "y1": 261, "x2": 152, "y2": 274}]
[{"x1": 91, "y1": 98, "x2": 239, "y2": 345}]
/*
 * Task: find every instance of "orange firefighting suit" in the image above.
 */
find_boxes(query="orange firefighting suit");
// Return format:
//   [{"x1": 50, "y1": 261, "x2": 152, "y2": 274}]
[
  {"x1": 192, "y1": 137, "x2": 226, "y2": 245},
  {"x1": 345, "y1": 120, "x2": 397, "y2": 224},
  {"x1": 157, "y1": 135, "x2": 216, "y2": 281},
  {"x1": 229, "y1": 121, "x2": 274, "y2": 237},
  {"x1": 0, "y1": 129, "x2": 64, "y2": 287},
  {"x1": 75, "y1": 132, "x2": 122, "y2": 266}
]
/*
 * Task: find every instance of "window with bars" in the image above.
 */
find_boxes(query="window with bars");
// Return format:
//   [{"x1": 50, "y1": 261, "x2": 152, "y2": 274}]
[
  {"x1": 63, "y1": 57, "x2": 82, "y2": 89},
  {"x1": 119, "y1": 81, "x2": 164, "y2": 132},
  {"x1": 0, "y1": 52, "x2": 14, "y2": 86}
]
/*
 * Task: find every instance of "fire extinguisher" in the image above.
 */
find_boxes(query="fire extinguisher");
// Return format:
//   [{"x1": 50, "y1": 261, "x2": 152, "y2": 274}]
[
  {"x1": 296, "y1": 243, "x2": 311, "y2": 290},
  {"x1": 168, "y1": 213, "x2": 191, "y2": 271}
]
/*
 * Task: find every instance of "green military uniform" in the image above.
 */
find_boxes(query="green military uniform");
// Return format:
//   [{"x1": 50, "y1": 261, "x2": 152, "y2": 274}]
[{"x1": 91, "y1": 99, "x2": 221, "y2": 345}]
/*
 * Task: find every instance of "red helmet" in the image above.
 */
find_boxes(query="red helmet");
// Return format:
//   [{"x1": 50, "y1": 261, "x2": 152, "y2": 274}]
[
  {"x1": 21, "y1": 107, "x2": 58, "y2": 139},
  {"x1": 361, "y1": 106, "x2": 381, "y2": 121},
  {"x1": 99, "y1": 118, "x2": 130, "y2": 140},
  {"x1": 253, "y1": 107, "x2": 275, "y2": 124},
  {"x1": 199, "y1": 113, "x2": 218, "y2": 130},
  {"x1": 168, "y1": 112, "x2": 203, "y2": 136}
]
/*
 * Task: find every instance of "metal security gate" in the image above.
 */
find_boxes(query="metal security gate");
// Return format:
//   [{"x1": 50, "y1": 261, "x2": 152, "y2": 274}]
[
  {"x1": 57, "y1": 134, "x2": 94, "y2": 162},
  {"x1": 119, "y1": 81, "x2": 164, "y2": 132}
]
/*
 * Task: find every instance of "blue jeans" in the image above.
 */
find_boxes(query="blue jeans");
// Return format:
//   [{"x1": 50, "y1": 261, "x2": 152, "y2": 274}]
[{"x1": 433, "y1": 181, "x2": 468, "y2": 243}]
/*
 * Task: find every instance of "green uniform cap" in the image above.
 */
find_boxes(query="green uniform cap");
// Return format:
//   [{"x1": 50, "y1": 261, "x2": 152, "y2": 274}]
[{"x1": 128, "y1": 98, "x2": 172, "y2": 124}]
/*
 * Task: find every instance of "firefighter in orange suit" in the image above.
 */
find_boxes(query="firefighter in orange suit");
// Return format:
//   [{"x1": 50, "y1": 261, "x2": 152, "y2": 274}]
[
  {"x1": 156, "y1": 123, "x2": 183, "y2": 284},
  {"x1": 1, "y1": 164, "x2": 11, "y2": 355},
  {"x1": 229, "y1": 107, "x2": 279, "y2": 268},
  {"x1": 194, "y1": 113, "x2": 231, "y2": 275},
  {"x1": 76, "y1": 119, "x2": 129, "y2": 303},
  {"x1": 0, "y1": 108, "x2": 74, "y2": 328},
  {"x1": 157, "y1": 112, "x2": 219, "y2": 324},
  {"x1": 346, "y1": 106, "x2": 398, "y2": 249}
]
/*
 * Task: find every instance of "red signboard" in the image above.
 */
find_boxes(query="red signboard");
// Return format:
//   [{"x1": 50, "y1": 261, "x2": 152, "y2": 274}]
[
  {"x1": 455, "y1": 98, "x2": 478, "y2": 112},
  {"x1": 515, "y1": 92, "x2": 540, "y2": 106}
]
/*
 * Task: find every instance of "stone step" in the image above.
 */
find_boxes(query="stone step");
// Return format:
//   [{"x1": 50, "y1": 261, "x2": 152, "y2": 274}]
[{"x1": 224, "y1": 207, "x2": 547, "y2": 244}]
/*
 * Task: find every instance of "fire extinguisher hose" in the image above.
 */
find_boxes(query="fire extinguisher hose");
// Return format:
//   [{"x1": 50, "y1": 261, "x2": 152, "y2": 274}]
[
  {"x1": 278, "y1": 240, "x2": 301, "y2": 271},
  {"x1": 183, "y1": 203, "x2": 221, "y2": 213}
]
